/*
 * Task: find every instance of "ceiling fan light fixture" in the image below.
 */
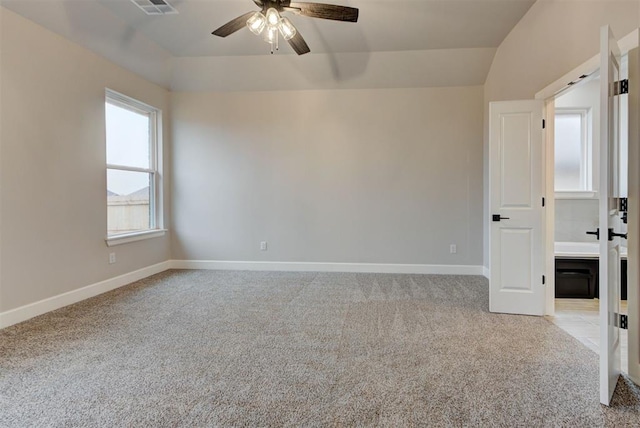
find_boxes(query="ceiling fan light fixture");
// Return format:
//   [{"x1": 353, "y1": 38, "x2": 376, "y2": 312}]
[
  {"x1": 262, "y1": 26, "x2": 277, "y2": 42},
  {"x1": 265, "y1": 8, "x2": 280, "y2": 27},
  {"x1": 213, "y1": 0, "x2": 358, "y2": 55},
  {"x1": 246, "y1": 11, "x2": 266, "y2": 35},
  {"x1": 262, "y1": 25, "x2": 279, "y2": 53},
  {"x1": 278, "y1": 17, "x2": 297, "y2": 41}
]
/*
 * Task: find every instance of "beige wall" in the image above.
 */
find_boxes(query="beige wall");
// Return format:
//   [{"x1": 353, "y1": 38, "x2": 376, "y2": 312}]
[
  {"x1": 0, "y1": 8, "x2": 171, "y2": 312},
  {"x1": 483, "y1": 0, "x2": 640, "y2": 268},
  {"x1": 485, "y1": 0, "x2": 639, "y2": 103},
  {"x1": 171, "y1": 87, "x2": 484, "y2": 266}
]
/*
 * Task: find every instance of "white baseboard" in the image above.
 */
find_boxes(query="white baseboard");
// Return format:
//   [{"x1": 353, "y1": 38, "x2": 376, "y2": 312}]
[
  {"x1": 170, "y1": 260, "x2": 484, "y2": 275},
  {"x1": 1, "y1": 259, "x2": 484, "y2": 330},
  {"x1": 483, "y1": 266, "x2": 490, "y2": 280},
  {"x1": 0, "y1": 261, "x2": 171, "y2": 329}
]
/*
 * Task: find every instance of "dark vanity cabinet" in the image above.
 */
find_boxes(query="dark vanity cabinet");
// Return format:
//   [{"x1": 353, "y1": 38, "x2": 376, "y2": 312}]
[
  {"x1": 555, "y1": 258, "x2": 627, "y2": 300},
  {"x1": 555, "y1": 259, "x2": 599, "y2": 298}
]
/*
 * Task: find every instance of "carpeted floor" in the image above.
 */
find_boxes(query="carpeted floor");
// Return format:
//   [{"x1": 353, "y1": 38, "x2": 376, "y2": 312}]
[{"x1": 1, "y1": 270, "x2": 639, "y2": 427}]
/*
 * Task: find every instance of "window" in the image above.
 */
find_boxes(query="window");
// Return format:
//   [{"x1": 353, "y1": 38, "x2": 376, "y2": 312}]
[
  {"x1": 105, "y1": 89, "x2": 163, "y2": 244},
  {"x1": 554, "y1": 108, "x2": 595, "y2": 196}
]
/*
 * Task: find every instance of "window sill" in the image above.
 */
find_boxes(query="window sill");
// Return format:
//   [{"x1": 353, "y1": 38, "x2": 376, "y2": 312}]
[
  {"x1": 105, "y1": 229, "x2": 167, "y2": 247},
  {"x1": 555, "y1": 191, "x2": 598, "y2": 200}
]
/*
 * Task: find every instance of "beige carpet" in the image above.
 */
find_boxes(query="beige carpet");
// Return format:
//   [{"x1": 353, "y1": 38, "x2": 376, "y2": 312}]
[{"x1": 1, "y1": 270, "x2": 639, "y2": 427}]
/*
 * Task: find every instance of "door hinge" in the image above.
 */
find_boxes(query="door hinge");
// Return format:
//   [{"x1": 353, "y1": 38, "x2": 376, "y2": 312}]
[
  {"x1": 615, "y1": 313, "x2": 628, "y2": 330},
  {"x1": 620, "y1": 197, "x2": 628, "y2": 223},
  {"x1": 542, "y1": 119, "x2": 546, "y2": 129},
  {"x1": 542, "y1": 275, "x2": 546, "y2": 285},
  {"x1": 614, "y1": 79, "x2": 629, "y2": 96},
  {"x1": 619, "y1": 197, "x2": 628, "y2": 212},
  {"x1": 542, "y1": 197, "x2": 545, "y2": 207}
]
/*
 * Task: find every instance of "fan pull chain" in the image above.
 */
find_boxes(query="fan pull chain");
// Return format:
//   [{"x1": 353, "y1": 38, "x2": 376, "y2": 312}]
[{"x1": 270, "y1": 29, "x2": 279, "y2": 54}]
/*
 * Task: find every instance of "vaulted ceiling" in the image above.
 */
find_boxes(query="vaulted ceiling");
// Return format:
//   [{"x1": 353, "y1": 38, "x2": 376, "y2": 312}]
[{"x1": 1, "y1": 0, "x2": 536, "y2": 91}]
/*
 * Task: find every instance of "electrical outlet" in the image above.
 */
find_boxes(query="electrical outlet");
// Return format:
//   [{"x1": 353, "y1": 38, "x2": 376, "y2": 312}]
[
  {"x1": 450, "y1": 244, "x2": 457, "y2": 254},
  {"x1": 109, "y1": 252, "x2": 116, "y2": 264},
  {"x1": 260, "y1": 241, "x2": 268, "y2": 251}
]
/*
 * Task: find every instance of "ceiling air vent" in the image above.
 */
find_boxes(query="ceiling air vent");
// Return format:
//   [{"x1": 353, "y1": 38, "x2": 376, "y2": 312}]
[{"x1": 131, "y1": 0, "x2": 178, "y2": 15}]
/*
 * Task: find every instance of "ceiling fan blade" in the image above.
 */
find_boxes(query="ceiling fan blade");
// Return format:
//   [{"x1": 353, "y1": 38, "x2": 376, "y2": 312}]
[
  {"x1": 287, "y1": 31, "x2": 311, "y2": 55},
  {"x1": 212, "y1": 11, "x2": 255, "y2": 37},
  {"x1": 286, "y1": 2, "x2": 359, "y2": 22},
  {"x1": 252, "y1": 0, "x2": 264, "y2": 6}
]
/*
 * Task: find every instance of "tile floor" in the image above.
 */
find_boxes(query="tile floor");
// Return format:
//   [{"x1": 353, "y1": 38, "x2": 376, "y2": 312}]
[{"x1": 546, "y1": 298, "x2": 629, "y2": 373}]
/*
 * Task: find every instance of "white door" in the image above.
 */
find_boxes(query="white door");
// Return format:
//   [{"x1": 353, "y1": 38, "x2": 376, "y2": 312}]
[
  {"x1": 628, "y1": 37, "x2": 640, "y2": 388},
  {"x1": 599, "y1": 25, "x2": 624, "y2": 406},
  {"x1": 489, "y1": 100, "x2": 546, "y2": 316}
]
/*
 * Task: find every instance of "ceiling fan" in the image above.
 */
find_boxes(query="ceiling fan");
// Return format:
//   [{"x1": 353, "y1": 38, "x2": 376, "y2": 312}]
[{"x1": 212, "y1": 0, "x2": 359, "y2": 55}]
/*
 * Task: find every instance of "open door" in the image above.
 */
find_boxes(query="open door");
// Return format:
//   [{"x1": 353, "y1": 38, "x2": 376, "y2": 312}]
[
  {"x1": 628, "y1": 35, "x2": 640, "y2": 387},
  {"x1": 599, "y1": 25, "x2": 624, "y2": 406},
  {"x1": 489, "y1": 100, "x2": 546, "y2": 316}
]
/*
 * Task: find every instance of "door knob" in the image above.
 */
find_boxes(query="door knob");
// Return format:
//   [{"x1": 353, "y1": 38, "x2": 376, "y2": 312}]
[
  {"x1": 608, "y1": 228, "x2": 627, "y2": 241},
  {"x1": 586, "y1": 229, "x2": 600, "y2": 239},
  {"x1": 492, "y1": 214, "x2": 510, "y2": 222}
]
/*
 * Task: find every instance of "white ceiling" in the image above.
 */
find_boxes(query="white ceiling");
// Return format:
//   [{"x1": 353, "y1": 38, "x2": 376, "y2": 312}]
[{"x1": 1, "y1": 0, "x2": 536, "y2": 91}]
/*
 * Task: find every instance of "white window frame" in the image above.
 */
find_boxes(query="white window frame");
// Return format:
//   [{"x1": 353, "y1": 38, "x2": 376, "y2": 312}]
[
  {"x1": 554, "y1": 107, "x2": 598, "y2": 199},
  {"x1": 105, "y1": 89, "x2": 165, "y2": 246}
]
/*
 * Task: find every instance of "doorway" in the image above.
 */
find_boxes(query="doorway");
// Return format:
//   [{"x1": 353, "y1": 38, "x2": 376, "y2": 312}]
[
  {"x1": 489, "y1": 27, "x2": 639, "y2": 401},
  {"x1": 548, "y1": 74, "x2": 614, "y2": 362},
  {"x1": 543, "y1": 48, "x2": 633, "y2": 378}
]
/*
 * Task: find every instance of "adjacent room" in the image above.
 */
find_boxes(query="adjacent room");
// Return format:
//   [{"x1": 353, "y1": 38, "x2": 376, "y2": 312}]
[{"x1": 1, "y1": 0, "x2": 640, "y2": 425}]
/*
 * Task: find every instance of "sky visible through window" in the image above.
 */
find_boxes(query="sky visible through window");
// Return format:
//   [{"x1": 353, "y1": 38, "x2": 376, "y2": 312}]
[{"x1": 106, "y1": 102, "x2": 150, "y2": 195}]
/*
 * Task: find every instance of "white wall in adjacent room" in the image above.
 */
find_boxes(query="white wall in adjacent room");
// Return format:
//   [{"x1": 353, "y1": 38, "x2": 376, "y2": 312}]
[
  {"x1": 0, "y1": 8, "x2": 172, "y2": 312},
  {"x1": 554, "y1": 79, "x2": 601, "y2": 243},
  {"x1": 171, "y1": 86, "x2": 483, "y2": 266}
]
